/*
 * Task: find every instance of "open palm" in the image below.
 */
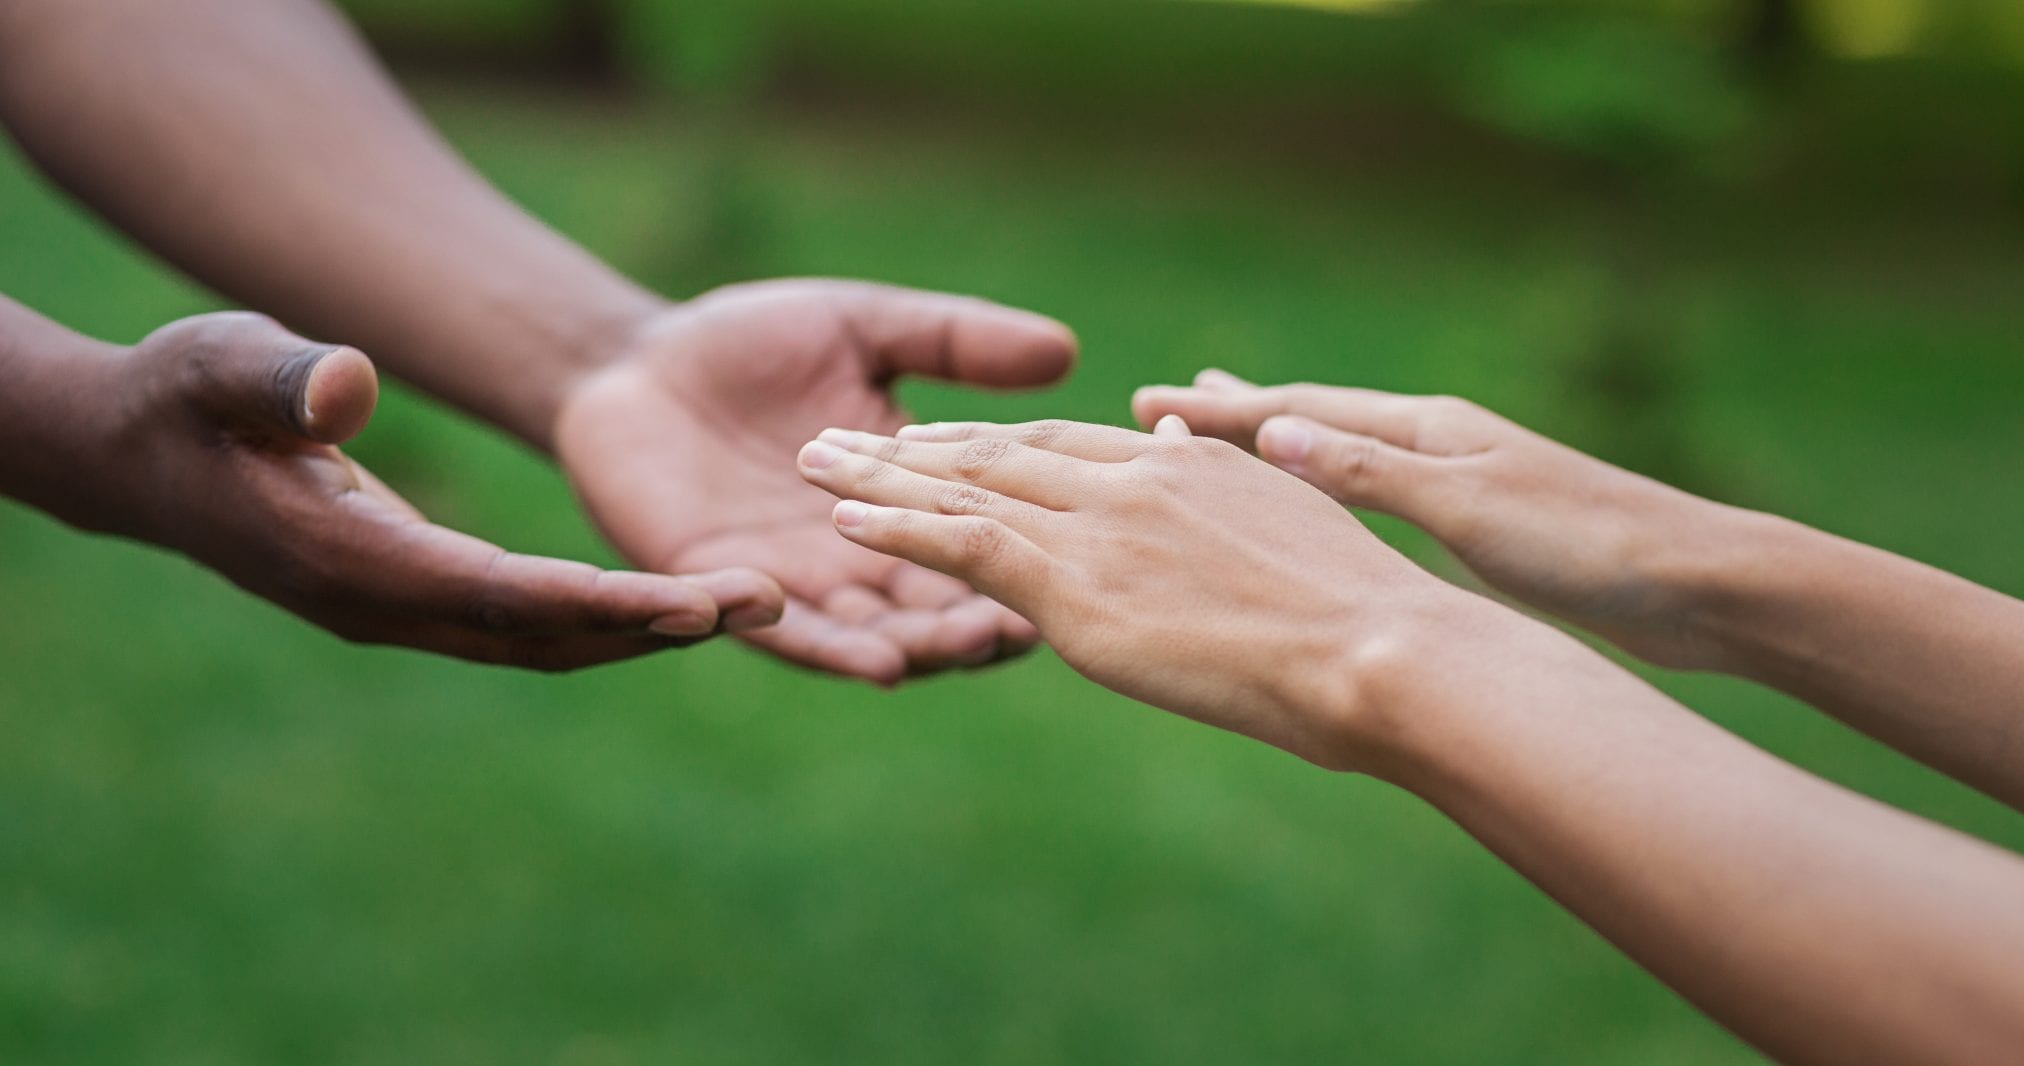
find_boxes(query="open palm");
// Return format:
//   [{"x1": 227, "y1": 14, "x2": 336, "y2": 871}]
[{"x1": 552, "y1": 279, "x2": 1077, "y2": 683}]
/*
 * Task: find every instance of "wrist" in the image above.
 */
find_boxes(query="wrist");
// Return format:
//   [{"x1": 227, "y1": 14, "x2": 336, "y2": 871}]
[
  {"x1": 1277, "y1": 578, "x2": 1528, "y2": 776},
  {"x1": 505, "y1": 286, "x2": 676, "y2": 453},
  {"x1": 0, "y1": 308, "x2": 131, "y2": 531},
  {"x1": 1653, "y1": 504, "x2": 1812, "y2": 675},
  {"x1": 1330, "y1": 597, "x2": 1611, "y2": 795}
]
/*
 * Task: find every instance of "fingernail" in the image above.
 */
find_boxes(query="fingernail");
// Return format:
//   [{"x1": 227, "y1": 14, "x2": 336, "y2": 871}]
[
  {"x1": 834, "y1": 500, "x2": 871, "y2": 528},
  {"x1": 818, "y1": 427, "x2": 878, "y2": 450},
  {"x1": 723, "y1": 602, "x2": 780, "y2": 632},
  {"x1": 1259, "y1": 419, "x2": 1312, "y2": 464},
  {"x1": 648, "y1": 611, "x2": 712, "y2": 638},
  {"x1": 800, "y1": 440, "x2": 844, "y2": 470}
]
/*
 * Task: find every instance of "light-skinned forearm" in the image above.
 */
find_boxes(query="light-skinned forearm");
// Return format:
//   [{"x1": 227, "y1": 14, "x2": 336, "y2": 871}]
[
  {"x1": 1671, "y1": 508, "x2": 2024, "y2": 810},
  {"x1": 0, "y1": 0, "x2": 666, "y2": 448},
  {"x1": 1357, "y1": 609, "x2": 2024, "y2": 1065}
]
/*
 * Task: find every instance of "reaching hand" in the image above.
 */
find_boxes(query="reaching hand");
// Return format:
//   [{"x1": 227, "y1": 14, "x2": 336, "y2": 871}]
[
  {"x1": 75, "y1": 312, "x2": 782, "y2": 670},
  {"x1": 794, "y1": 416, "x2": 1472, "y2": 770},
  {"x1": 552, "y1": 279, "x2": 1078, "y2": 684},
  {"x1": 1132, "y1": 370, "x2": 1739, "y2": 669}
]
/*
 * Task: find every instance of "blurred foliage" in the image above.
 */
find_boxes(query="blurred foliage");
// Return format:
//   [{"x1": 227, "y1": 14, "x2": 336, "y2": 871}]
[
  {"x1": 334, "y1": 0, "x2": 2024, "y2": 196},
  {"x1": 6, "y1": 1, "x2": 2024, "y2": 1063},
  {"x1": 6, "y1": 74, "x2": 2024, "y2": 1061}
]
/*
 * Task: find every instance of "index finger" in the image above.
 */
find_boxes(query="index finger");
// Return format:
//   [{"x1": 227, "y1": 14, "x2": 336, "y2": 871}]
[
  {"x1": 320, "y1": 495, "x2": 785, "y2": 666},
  {"x1": 1130, "y1": 384, "x2": 1430, "y2": 451},
  {"x1": 895, "y1": 419, "x2": 1152, "y2": 462}
]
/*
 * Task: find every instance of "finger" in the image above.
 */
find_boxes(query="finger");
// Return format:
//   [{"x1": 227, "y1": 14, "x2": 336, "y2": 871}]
[
  {"x1": 330, "y1": 503, "x2": 783, "y2": 643},
  {"x1": 1152, "y1": 413, "x2": 1192, "y2": 439},
  {"x1": 831, "y1": 501, "x2": 1047, "y2": 610},
  {"x1": 873, "y1": 599, "x2": 1004, "y2": 672},
  {"x1": 832, "y1": 283, "x2": 1078, "y2": 388},
  {"x1": 297, "y1": 347, "x2": 379, "y2": 444},
  {"x1": 392, "y1": 626, "x2": 693, "y2": 674},
  {"x1": 798, "y1": 439, "x2": 1050, "y2": 528},
  {"x1": 883, "y1": 566, "x2": 1040, "y2": 658},
  {"x1": 1256, "y1": 415, "x2": 1439, "y2": 520},
  {"x1": 672, "y1": 567, "x2": 788, "y2": 633},
  {"x1": 895, "y1": 419, "x2": 1150, "y2": 462},
  {"x1": 1193, "y1": 367, "x2": 1256, "y2": 391},
  {"x1": 180, "y1": 315, "x2": 379, "y2": 444},
  {"x1": 822, "y1": 579, "x2": 1009, "y2": 674},
  {"x1": 885, "y1": 563, "x2": 973, "y2": 610},
  {"x1": 815, "y1": 427, "x2": 1092, "y2": 509},
  {"x1": 736, "y1": 598, "x2": 909, "y2": 686},
  {"x1": 995, "y1": 603, "x2": 1041, "y2": 651},
  {"x1": 821, "y1": 584, "x2": 895, "y2": 626},
  {"x1": 1131, "y1": 384, "x2": 1427, "y2": 452}
]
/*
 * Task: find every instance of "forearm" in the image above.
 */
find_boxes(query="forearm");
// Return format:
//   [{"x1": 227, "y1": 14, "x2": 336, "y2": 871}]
[
  {"x1": 1672, "y1": 508, "x2": 2024, "y2": 809},
  {"x1": 0, "y1": 0, "x2": 663, "y2": 448},
  {"x1": 0, "y1": 295, "x2": 124, "y2": 529},
  {"x1": 1358, "y1": 611, "x2": 2024, "y2": 1064}
]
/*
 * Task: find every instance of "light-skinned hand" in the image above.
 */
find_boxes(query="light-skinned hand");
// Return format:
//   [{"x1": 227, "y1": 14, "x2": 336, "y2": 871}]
[
  {"x1": 795, "y1": 415, "x2": 1484, "y2": 769},
  {"x1": 1132, "y1": 370, "x2": 1742, "y2": 669}
]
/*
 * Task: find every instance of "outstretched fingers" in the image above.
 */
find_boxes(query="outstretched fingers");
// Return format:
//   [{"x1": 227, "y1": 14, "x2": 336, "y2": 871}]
[
  {"x1": 734, "y1": 597, "x2": 913, "y2": 685},
  {"x1": 814, "y1": 427, "x2": 1093, "y2": 510},
  {"x1": 798, "y1": 437, "x2": 1054, "y2": 529},
  {"x1": 829, "y1": 501, "x2": 1047, "y2": 610},
  {"x1": 1132, "y1": 382, "x2": 1432, "y2": 452},
  {"x1": 322, "y1": 495, "x2": 787, "y2": 670},
  {"x1": 895, "y1": 418, "x2": 1151, "y2": 462},
  {"x1": 1254, "y1": 415, "x2": 1440, "y2": 521}
]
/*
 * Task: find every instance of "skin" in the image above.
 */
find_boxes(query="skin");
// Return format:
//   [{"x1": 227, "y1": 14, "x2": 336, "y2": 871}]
[
  {"x1": 798, "y1": 415, "x2": 2024, "y2": 1064},
  {"x1": 0, "y1": 0, "x2": 1072, "y2": 681},
  {"x1": 1133, "y1": 369, "x2": 2024, "y2": 809},
  {"x1": 0, "y1": 297, "x2": 781, "y2": 669}
]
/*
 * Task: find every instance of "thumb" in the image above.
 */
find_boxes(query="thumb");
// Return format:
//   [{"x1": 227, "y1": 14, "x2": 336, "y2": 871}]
[
  {"x1": 282, "y1": 345, "x2": 378, "y2": 444},
  {"x1": 1256, "y1": 415, "x2": 1433, "y2": 520},
  {"x1": 839, "y1": 284, "x2": 1078, "y2": 389},
  {"x1": 170, "y1": 315, "x2": 380, "y2": 444}
]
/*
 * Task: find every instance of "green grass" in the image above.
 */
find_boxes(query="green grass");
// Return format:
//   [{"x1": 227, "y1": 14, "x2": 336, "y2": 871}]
[{"x1": 3, "y1": 77, "x2": 2023, "y2": 1065}]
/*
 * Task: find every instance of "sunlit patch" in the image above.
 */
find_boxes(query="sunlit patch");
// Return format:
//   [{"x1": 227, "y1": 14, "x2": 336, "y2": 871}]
[{"x1": 1807, "y1": 0, "x2": 1928, "y2": 60}]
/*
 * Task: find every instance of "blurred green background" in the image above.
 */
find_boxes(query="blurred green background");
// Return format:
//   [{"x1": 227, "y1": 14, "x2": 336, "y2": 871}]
[{"x1": 5, "y1": 0, "x2": 2024, "y2": 1062}]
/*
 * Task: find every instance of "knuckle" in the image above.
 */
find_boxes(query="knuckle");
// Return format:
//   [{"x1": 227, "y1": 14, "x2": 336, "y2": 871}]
[
  {"x1": 937, "y1": 484, "x2": 996, "y2": 516},
  {"x1": 465, "y1": 553, "x2": 533, "y2": 635},
  {"x1": 1325, "y1": 436, "x2": 1382, "y2": 491},
  {"x1": 952, "y1": 518, "x2": 1011, "y2": 567},
  {"x1": 873, "y1": 435, "x2": 904, "y2": 464},
  {"x1": 1426, "y1": 394, "x2": 1482, "y2": 422},
  {"x1": 1015, "y1": 420, "x2": 1070, "y2": 449},
  {"x1": 851, "y1": 452, "x2": 893, "y2": 488},
  {"x1": 953, "y1": 437, "x2": 1012, "y2": 481},
  {"x1": 1191, "y1": 436, "x2": 1246, "y2": 461}
]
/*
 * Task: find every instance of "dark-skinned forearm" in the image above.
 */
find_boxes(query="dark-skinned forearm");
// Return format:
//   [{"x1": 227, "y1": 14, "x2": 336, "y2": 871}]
[
  {"x1": 0, "y1": 294, "x2": 125, "y2": 530},
  {"x1": 1677, "y1": 509, "x2": 2024, "y2": 810},
  {"x1": 0, "y1": 0, "x2": 665, "y2": 449}
]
